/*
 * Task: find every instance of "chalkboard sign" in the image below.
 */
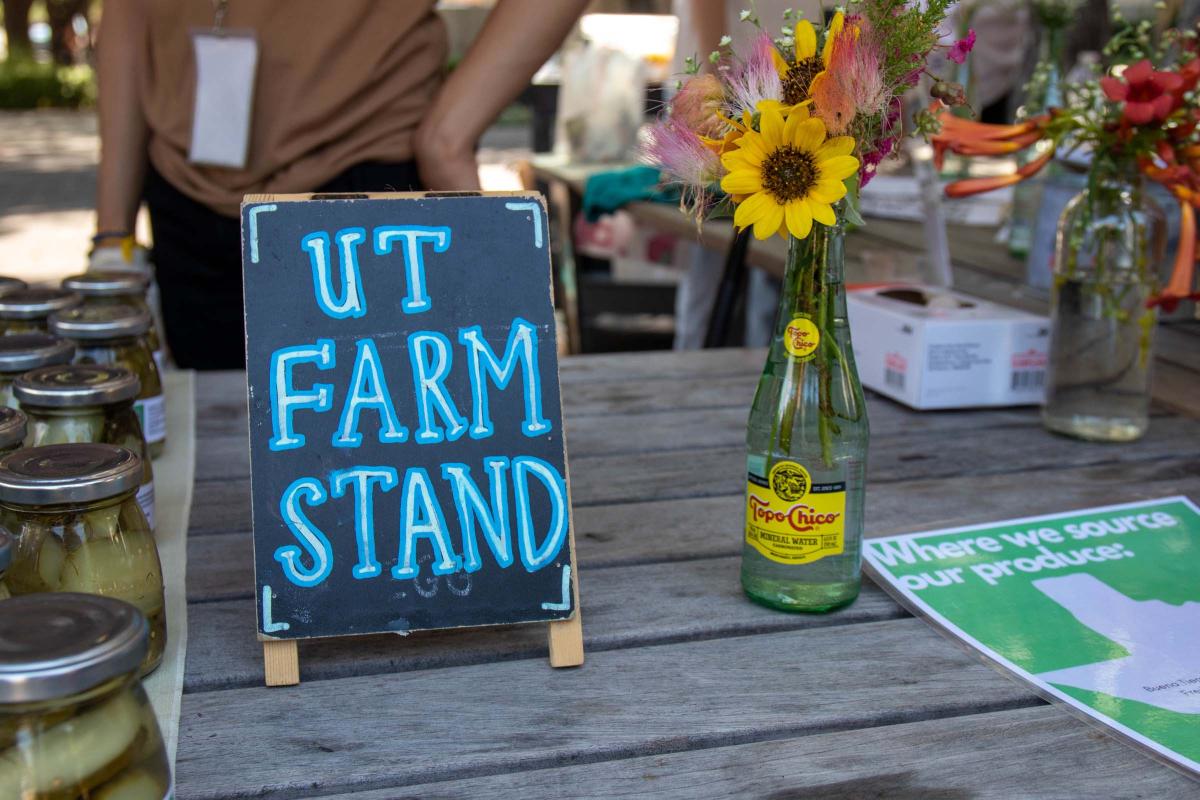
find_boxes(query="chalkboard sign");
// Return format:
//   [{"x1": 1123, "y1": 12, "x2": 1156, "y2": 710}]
[{"x1": 241, "y1": 192, "x2": 578, "y2": 679}]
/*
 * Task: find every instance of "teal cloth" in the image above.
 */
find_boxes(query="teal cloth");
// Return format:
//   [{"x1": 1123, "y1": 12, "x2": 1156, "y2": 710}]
[{"x1": 581, "y1": 166, "x2": 678, "y2": 221}]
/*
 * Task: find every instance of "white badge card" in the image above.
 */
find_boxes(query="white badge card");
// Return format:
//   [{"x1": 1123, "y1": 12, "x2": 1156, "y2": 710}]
[{"x1": 189, "y1": 31, "x2": 258, "y2": 169}]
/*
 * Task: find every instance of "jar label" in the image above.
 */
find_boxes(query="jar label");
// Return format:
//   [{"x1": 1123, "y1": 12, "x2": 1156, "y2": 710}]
[
  {"x1": 137, "y1": 480, "x2": 156, "y2": 530},
  {"x1": 783, "y1": 315, "x2": 820, "y2": 361},
  {"x1": 745, "y1": 460, "x2": 845, "y2": 564},
  {"x1": 136, "y1": 394, "x2": 167, "y2": 445}
]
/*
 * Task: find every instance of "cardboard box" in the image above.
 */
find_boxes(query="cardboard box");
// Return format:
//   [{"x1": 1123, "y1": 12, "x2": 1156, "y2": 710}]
[{"x1": 847, "y1": 285, "x2": 1049, "y2": 410}]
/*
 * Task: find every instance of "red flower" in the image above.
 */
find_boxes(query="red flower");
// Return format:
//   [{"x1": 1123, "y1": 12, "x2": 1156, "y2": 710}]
[
  {"x1": 1100, "y1": 59, "x2": 1184, "y2": 125},
  {"x1": 948, "y1": 30, "x2": 975, "y2": 65}
]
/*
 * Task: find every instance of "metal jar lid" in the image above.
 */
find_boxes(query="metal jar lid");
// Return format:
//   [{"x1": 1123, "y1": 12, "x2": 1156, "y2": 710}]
[
  {"x1": 0, "y1": 527, "x2": 11, "y2": 573},
  {"x1": 14, "y1": 364, "x2": 140, "y2": 408},
  {"x1": 49, "y1": 304, "x2": 151, "y2": 340},
  {"x1": 0, "y1": 407, "x2": 26, "y2": 451},
  {"x1": 0, "y1": 443, "x2": 142, "y2": 505},
  {"x1": 0, "y1": 593, "x2": 147, "y2": 702},
  {"x1": 0, "y1": 333, "x2": 75, "y2": 374},
  {"x1": 0, "y1": 276, "x2": 27, "y2": 296},
  {"x1": 0, "y1": 289, "x2": 81, "y2": 320},
  {"x1": 62, "y1": 270, "x2": 151, "y2": 298}
]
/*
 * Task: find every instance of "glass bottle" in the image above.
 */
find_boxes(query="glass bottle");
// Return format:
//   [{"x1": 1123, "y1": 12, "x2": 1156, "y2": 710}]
[
  {"x1": 49, "y1": 304, "x2": 167, "y2": 458},
  {"x1": 742, "y1": 219, "x2": 870, "y2": 612},
  {"x1": 0, "y1": 443, "x2": 165, "y2": 675},
  {"x1": 62, "y1": 270, "x2": 166, "y2": 374},
  {"x1": 1043, "y1": 168, "x2": 1167, "y2": 441},
  {"x1": 0, "y1": 593, "x2": 172, "y2": 796},
  {"x1": 0, "y1": 289, "x2": 80, "y2": 336},
  {"x1": 15, "y1": 364, "x2": 156, "y2": 530},
  {"x1": 0, "y1": 527, "x2": 12, "y2": 598},
  {"x1": 0, "y1": 333, "x2": 74, "y2": 408}
]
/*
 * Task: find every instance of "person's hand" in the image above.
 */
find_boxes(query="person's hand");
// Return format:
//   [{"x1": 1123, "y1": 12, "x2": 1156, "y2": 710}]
[
  {"x1": 414, "y1": 118, "x2": 482, "y2": 192},
  {"x1": 89, "y1": 236, "x2": 152, "y2": 275}
]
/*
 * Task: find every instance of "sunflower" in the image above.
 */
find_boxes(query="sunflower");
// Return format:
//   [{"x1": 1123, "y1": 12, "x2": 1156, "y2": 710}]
[
  {"x1": 719, "y1": 103, "x2": 859, "y2": 241},
  {"x1": 771, "y1": 11, "x2": 850, "y2": 111}
]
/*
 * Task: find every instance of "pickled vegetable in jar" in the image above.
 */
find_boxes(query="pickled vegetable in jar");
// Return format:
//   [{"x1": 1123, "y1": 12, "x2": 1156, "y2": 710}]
[
  {"x1": 48, "y1": 304, "x2": 166, "y2": 459},
  {"x1": 0, "y1": 276, "x2": 27, "y2": 298},
  {"x1": 0, "y1": 593, "x2": 172, "y2": 798},
  {"x1": 0, "y1": 443, "x2": 165, "y2": 675},
  {"x1": 0, "y1": 333, "x2": 74, "y2": 408},
  {"x1": 0, "y1": 528, "x2": 12, "y2": 599},
  {"x1": 0, "y1": 408, "x2": 25, "y2": 460},
  {"x1": 62, "y1": 271, "x2": 166, "y2": 375},
  {"x1": 0, "y1": 289, "x2": 81, "y2": 336},
  {"x1": 15, "y1": 365, "x2": 156, "y2": 530}
]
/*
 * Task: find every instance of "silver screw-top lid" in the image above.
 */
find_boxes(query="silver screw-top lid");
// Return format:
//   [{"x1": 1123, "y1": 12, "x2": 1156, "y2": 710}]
[
  {"x1": 0, "y1": 277, "x2": 28, "y2": 297},
  {"x1": 14, "y1": 364, "x2": 140, "y2": 408},
  {"x1": 0, "y1": 333, "x2": 75, "y2": 374},
  {"x1": 0, "y1": 407, "x2": 26, "y2": 451},
  {"x1": 0, "y1": 527, "x2": 11, "y2": 572},
  {"x1": 0, "y1": 593, "x2": 147, "y2": 702},
  {"x1": 0, "y1": 289, "x2": 82, "y2": 320},
  {"x1": 0, "y1": 444, "x2": 142, "y2": 505},
  {"x1": 49, "y1": 304, "x2": 151, "y2": 340},
  {"x1": 62, "y1": 271, "x2": 151, "y2": 298}
]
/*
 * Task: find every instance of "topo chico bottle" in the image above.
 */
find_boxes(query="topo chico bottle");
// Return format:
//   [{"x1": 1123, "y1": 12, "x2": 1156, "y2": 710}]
[{"x1": 742, "y1": 220, "x2": 869, "y2": 612}]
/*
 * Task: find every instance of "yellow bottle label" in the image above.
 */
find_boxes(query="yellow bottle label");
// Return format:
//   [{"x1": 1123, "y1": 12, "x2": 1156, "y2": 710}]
[
  {"x1": 783, "y1": 315, "x2": 820, "y2": 361},
  {"x1": 745, "y1": 460, "x2": 846, "y2": 565}
]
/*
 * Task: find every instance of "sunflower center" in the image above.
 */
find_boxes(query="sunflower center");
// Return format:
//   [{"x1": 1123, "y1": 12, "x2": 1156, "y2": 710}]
[
  {"x1": 782, "y1": 56, "x2": 824, "y2": 105},
  {"x1": 762, "y1": 145, "x2": 819, "y2": 202}
]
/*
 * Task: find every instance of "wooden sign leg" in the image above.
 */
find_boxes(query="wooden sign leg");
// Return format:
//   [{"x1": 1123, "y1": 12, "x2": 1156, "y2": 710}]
[
  {"x1": 548, "y1": 612, "x2": 584, "y2": 667},
  {"x1": 263, "y1": 640, "x2": 300, "y2": 686}
]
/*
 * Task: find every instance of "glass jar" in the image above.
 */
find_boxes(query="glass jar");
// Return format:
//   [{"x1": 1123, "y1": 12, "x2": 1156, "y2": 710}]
[
  {"x1": 15, "y1": 365, "x2": 156, "y2": 530},
  {"x1": 0, "y1": 276, "x2": 27, "y2": 297},
  {"x1": 1043, "y1": 171, "x2": 1167, "y2": 442},
  {"x1": 0, "y1": 527, "x2": 11, "y2": 598},
  {"x1": 0, "y1": 408, "x2": 25, "y2": 459},
  {"x1": 0, "y1": 289, "x2": 81, "y2": 336},
  {"x1": 0, "y1": 593, "x2": 172, "y2": 797},
  {"x1": 0, "y1": 333, "x2": 75, "y2": 408},
  {"x1": 62, "y1": 271, "x2": 166, "y2": 374},
  {"x1": 49, "y1": 304, "x2": 166, "y2": 459},
  {"x1": 0, "y1": 443, "x2": 165, "y2": 675}
]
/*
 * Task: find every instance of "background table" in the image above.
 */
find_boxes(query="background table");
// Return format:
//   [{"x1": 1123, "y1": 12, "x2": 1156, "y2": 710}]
[{"x1": 176, "y1": 323, "x2": 1200, "y2": 798}]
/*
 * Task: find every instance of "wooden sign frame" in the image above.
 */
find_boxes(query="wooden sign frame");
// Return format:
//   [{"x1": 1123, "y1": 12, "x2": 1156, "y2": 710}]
[{"x1": 243, "y1": 191, "x2": 584, "y2": 686}]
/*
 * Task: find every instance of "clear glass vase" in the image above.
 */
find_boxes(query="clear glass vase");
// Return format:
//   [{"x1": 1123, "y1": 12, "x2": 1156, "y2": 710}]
[
  {"x1": 1042, "y1": 169, "x2": 1166, "y2": 442},
  {"x1": 742, "y1": 217, "x2": 869, "y2": 613}
]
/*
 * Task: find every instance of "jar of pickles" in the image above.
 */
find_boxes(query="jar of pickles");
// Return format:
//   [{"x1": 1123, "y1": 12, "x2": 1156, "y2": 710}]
[
  {"x1": 0, "y1": 408, "x2": 25, "y2": 459},
  {"x1": 0, "y1": 443, "x2": 165, "y2": 675},
  {"x1": 14, "y1": 365, "x2": 156, "y2": 530},
  {"x1": 0, "y1": 276, "x2": 27, "y2": 297},
  {"x1": 0, "y1": 333, "x2": 74, "y2": 408},
  {"x1": 0, "y1": 528, "x2": 11, "y2": 598},
  {"x1": 62, "y1": 271, "x2": 166, "y2": 374},
  {"x1": 0, "y1": 289, "x2": 81, "y2": 336},
  {"x1": 0, "y1": 593, "x2": 172, "y2": 797},
  {"x1": 48, "y1": 304, "x2": 166, "y2": 459}
]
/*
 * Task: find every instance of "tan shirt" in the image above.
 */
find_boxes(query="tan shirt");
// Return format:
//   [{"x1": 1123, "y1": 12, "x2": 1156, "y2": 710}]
[{"x1": 138, "y1": 0, "x2": 447, "y2": 216}]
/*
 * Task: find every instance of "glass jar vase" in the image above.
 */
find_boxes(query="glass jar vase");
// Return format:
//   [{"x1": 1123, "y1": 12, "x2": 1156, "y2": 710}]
[
  {"x1": 0, "y1": 593, "x2": 172, "y2": 797},
  {"x1": 49, "y1": 304, "x2": 166, "y2": 458},
  {"x1": 0, "y1": 289, "x2": 80, "y2": 336},
  {"x1": 15, "y1": 364, "x2": 156, "y2": 529},
  {"x1": 0, "y1": 443, "x2": 165, "y2": 675},
  {"x1": 1043, "y1": 171, "x2": 1167, "y2": 441}
]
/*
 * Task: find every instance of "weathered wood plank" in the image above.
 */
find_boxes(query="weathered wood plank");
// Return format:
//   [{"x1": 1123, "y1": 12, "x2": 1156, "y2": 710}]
[
  {"x1": 183, "y1": 556, "x2": 903, "y2": 692},
  {"x1": 174, "y1": 620, "x2": 1038, "y2": 799},
  {"x1": 320, "y1": 705, "x2": 1198, "y2": 800},
  {"x1": 1157, "y1": 324, "x2": 1200, "y2": 375},
  {"x1": 1152, "y1": 361, "x2": 1200, "y2": 419}
]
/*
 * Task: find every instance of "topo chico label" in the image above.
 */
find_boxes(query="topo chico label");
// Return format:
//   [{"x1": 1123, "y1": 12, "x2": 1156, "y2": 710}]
[
  {"x1": 745, "y1": 459, "x2": 845, "y2": 564},
  {"x1": 783, "y1": 314, "x2": 820, "y2": 361}
]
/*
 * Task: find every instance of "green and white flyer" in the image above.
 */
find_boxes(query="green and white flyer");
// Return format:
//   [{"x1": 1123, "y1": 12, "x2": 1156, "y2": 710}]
[{"x1": 863, "y1": 496, "x2": 1200, "y2": 776}]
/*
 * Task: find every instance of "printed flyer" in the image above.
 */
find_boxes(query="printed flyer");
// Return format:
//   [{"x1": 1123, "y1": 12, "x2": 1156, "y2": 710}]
[{"x1": 863, "y1": 496, "x2": 1200, "y2": 776}]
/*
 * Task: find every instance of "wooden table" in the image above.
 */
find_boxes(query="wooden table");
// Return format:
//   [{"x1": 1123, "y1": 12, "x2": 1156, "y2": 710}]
[{"x1": 176, "y1": 330, "x2": 1200, "y2": 798}]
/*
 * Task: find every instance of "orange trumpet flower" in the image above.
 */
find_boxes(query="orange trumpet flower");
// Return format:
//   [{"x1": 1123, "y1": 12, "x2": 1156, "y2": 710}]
[
  {"x1": 944, "y1": 150, "x2": 1055, "y2": 198},
  {"x1": 1148, "y1": 200, "x2": 1199, "y2": 312}
]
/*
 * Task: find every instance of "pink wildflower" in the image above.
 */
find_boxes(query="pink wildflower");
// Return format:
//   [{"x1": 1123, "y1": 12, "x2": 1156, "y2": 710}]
[
  {"x1": 725, "y1": 33, "x2": 783, "y2": 117},
  {"x1": 948, "y1": 30, "x2": 975, "y2": 65},
  {"x1": 811, "y1": 20, "x2": 888, "y2": 135},
  {"x1": 641, "y1": 120, "x2": 725, "y2": 217}
]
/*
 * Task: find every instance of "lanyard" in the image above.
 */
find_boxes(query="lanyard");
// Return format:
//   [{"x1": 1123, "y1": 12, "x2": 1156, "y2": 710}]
[{"x1": 212, "y1": 0, "x2": 228, "y2": 33}]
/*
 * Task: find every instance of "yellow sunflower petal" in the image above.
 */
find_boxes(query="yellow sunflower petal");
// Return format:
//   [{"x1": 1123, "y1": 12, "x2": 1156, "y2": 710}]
[
  {"x1": 816, "y1": 136, "x2": 856, "y2": 159},
  {"x1": 753, "y1": 203, "x2": 785, "y2": 240},
  {"x1": 776, "y1": 219, "x2": 790, "y2": 240},
  {"x1": 785, "y1": 200, "x2": 813, "y2": 240},
  {"x1": 721, "y1": 169, "x2": 764, "y2": 195},
  {"x1": 759, "y1": 106, "x2": 785, "y2": 149},
  {"x1": 808, "y1": 199, "x2": 837, "y2": 227},
  {"x1": 771, "y1": 47, "x2": 790, "y2": 77},
  {"x1": 723, "y1": 149, "x2": 764, "y2": 170},
  {"x1": 822, "y1": 11, "x2": 844, "y2": 65},
  {"x1": 792, "y1": 117, "x2": 827, "y2": 152},
  {"x1": 794, "y1": 20, "x2": 817, "y2": 60},
  {"x1": 809, "y1": 179, "x2": 848, "y2": 203},
  {"x1": 783, "y1": 110, "x2": 805, "y2": 144},
  {"x1": 733, "y1": 191, "x2": 775, "y2": 231},
  {"x1": 819, "y1": 155, "x2": 860, "y2": 182}
]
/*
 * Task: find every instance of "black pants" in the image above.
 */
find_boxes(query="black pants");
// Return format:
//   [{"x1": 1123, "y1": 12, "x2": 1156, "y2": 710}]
[{"x1": 144, "y1": 161, "x2": 422, "y2": 370}]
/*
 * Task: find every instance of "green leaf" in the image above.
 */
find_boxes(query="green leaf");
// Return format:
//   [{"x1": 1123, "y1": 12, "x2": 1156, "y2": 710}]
[{"x1": 841, "y1": 175, "x2": 865, "y2": 228}]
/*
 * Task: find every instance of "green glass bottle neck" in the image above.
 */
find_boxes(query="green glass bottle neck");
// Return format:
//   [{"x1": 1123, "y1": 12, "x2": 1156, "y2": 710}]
[{"x1": 772, "y1": 222, "x2": 848, "y2": 345}]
